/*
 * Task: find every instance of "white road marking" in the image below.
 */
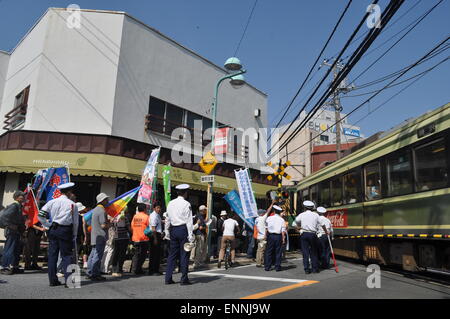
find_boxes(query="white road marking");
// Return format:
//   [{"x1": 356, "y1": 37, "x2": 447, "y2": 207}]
[{"x1": 189, "y1": 272, "x2": 309, "y2": 283}]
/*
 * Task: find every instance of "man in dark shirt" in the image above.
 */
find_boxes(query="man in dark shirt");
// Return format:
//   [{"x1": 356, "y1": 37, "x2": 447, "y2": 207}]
[
  {"x1": 1, "y1": 191, "x2": 26, "y2": 275},
  {"x1": 193, "y1": 205, "x2": 208, "y2": 269}
]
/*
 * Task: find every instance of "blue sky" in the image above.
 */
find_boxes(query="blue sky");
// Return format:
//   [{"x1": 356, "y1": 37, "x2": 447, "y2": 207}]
[{"x1": 0, "y1": 0, "x2": 449, "y2": 138}]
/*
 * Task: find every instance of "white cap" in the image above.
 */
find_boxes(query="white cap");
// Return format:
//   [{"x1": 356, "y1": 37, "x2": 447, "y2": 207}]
[
  {"x1": 199, "y1": 205, "x2": 207, "y2": 211},
  {"x1": 303, "y1": 200, "x2": 315, "y2": 208},
  {"x1": 58, "y1": 182, "x2": 75, "y2": 190},
  {"x1": 220, "y1": 210, "x2": 227, "y2": 216},
  {"x1": 96, "y1": 193, "x2": 109, "y2": 204},
  {"x1": 273, "y1": 205, "x2": 283, "y2": 212},
  {"x1": 176, "y1": 184, "x2": 190, "y2": 190},
  {"x1": 317, "y1": 206, "x2": 327, "y2": 214},
  {"x1": 76, "y1": 202, "x2": 86, "y2": 211}
]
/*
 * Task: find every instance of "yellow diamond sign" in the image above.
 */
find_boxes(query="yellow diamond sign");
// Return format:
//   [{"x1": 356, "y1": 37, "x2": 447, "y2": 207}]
[{"x1": 198, "y1": 151, "x2": 218, "y2": 175}]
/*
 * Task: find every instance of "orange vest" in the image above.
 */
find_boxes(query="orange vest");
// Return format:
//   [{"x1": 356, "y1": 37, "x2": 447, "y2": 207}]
[{"x1": 131, "y1": 212, "x2": 149, "y2": 242}]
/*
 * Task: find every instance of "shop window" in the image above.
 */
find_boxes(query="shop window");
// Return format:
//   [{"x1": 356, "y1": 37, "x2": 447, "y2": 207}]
[
  {"x1": 414, "y1": 138, "x2": 448, "y2": 191},
  {"x1": 387, "y1": 150, "x2": 413, "y2": 196},
  {"x1": 343, "y1": 170, "x2": 361, "y2": 204},
  {"x1": 364, "y1": 162, "x2": 381, "y2": 201},
  {"x1": 331, "y1": 176, "x2": 343, "y2": 206},
  {"x1": 310, "y1": 185, "x2": 318, "y2": 206}
]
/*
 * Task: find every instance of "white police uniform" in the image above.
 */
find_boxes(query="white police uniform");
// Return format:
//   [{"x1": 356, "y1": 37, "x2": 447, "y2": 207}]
[
  {"x1": 316, "y1": 207, "x2": 333, "y2": 269},
  {"x1": 264, "y1": 206, "x2": 285, "y2": 271},
  {"x1": 39, "y1": 182, "x2": 79, "y2": 286},
  {"x1": 164, "y1": 184, "x2": 194, "y2": 284},
  {"x1": 296, "y1": 201, "x2": 320, "y2": 273}
]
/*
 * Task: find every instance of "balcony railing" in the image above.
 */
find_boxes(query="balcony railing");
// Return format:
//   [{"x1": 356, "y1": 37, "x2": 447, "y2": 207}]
[{"x1": 3, "y1": 104, "x2": 27, "y2": 131}]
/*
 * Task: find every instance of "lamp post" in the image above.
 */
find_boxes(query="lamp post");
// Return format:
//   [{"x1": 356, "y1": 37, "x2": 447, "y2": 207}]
[{"x1": 206, "y1": 57, "x2": 246, "y2": 260}]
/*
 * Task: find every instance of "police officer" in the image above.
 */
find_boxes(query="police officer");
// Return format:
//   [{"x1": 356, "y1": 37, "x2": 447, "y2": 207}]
[
  {"x1": 39, "y1": 182, "x2": 79, "y2": 287},
  {"x1": 317, "y1": 206, "x2": 333, "y2": 269},
  {"x1": 264, "y1": 205, "x2": 286, "y2": 272},
  {"x1": 294, "y1": 200, "x2": 324, "y2": 274},
  {"x1": 164, "y1": 184, "x2": 194, "y2": 285}
]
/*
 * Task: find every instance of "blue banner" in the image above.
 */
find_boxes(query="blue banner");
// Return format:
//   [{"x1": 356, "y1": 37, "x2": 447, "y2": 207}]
[
  {"x1": 44, "y1": 167, "x2": 70, "y2": 202},
  {"x1": 223, "y1": 190, "x2": 255, "y2": 229}
]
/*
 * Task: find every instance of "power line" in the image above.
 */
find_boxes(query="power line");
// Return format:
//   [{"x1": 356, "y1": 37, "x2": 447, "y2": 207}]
[
  {"x1": 268, "y1": 0, "x2": 353, "y2": 138},
  {"x1": 271, "y1": 0, "x2": 403, "y2": 156},
  {"x1": 279, "y1": 36, "x2": 450, "y2": 160},
  {"x1": 351, "y1": 0, "x2": 443, "y2": 84},
  {"x1": 233, "y1": 0, "x2": 259, "y2": 57}
]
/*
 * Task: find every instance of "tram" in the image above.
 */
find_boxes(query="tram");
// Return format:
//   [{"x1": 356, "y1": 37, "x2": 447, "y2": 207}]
[{"x1": 293, "y1": 102, "x2": 450, "y2": 272}]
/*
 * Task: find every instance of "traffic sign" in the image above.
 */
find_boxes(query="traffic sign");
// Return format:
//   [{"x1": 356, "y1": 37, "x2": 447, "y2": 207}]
[
  {"x1": 198, "y1": 151, "x2": 218, "y2": 175},
  {"x1": 201, "y1": 175, "x2": 215, "y2": 183}
]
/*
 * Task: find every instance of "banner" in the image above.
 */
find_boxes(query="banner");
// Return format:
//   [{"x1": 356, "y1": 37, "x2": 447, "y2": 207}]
[
  {"x1": 234, "y1": 168, "x2": 258, "y2": 219},
  {"x1": 35, "y1": 169, "x2": 51, "y2": 200},
  {"x1": 23, "y1": 185, "x2": 39, "y2": 227},
  {"x1": 45, "y1": 167, "x2": 70, "y2": 202},
  {"x1": 214, "y1": 127, "x2": 229, "y2": 155},
  {"x1": 223, "y1": 190, "x2": 255, "y2": 229},
  {"x1": 84, "y1": 186, "x2": 141, "y2": 225},
  {"x1": 137, "y1": 148, "x2": 160, "y2": 205},
  {"x1": 162, "y1": 165, "x2": 171, "y2": 208}
]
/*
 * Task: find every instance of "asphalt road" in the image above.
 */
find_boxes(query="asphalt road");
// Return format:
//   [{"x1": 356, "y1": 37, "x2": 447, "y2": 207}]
[{"x1": 0, "y1": 256, "x2": 449, "y2": 299}]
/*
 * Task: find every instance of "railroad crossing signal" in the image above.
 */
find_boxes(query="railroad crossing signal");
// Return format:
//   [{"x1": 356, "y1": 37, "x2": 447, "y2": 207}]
[{"x1": 266, "y1": 160, "x2": 292, "y2": 197}]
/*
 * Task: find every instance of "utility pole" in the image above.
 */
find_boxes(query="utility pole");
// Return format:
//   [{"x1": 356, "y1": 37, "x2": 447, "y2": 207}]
[{"x1": 321, "y1": 59, "x2": 354, "y2": 160}]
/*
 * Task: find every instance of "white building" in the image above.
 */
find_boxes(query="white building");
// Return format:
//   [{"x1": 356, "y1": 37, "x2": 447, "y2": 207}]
[{"x1": 0, "y1": 8, "x2": 274, "y2": 241}]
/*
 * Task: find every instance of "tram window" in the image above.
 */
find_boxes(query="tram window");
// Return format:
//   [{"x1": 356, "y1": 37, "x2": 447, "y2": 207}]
[
  {"x1": 331, "y1": 176, "x2": 343, "y2": 206},
  {"x1": 318, "y1": 180, "x2": 330, "y2": 208},
  {"x1": 343, "y1": 170, "x2": 361, "y2": 204},
  {"x1": 414, "y1": 139, "x2": 448, "y2": 191},
  {"x1": 301, "y1": 188, "x2": 309, "y2": 201},
  {"x1": 364, "y1": 162, "x2": 382, "y2": 201},
  {"x1": 310, "y1": 185, "x2": 318, "y2": 206},
  {"x1": 387, "y1": 150, "x2": 413, "y2": 196}
]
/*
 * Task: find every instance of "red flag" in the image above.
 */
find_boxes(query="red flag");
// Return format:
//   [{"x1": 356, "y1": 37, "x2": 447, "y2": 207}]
[{"x1": 23, "y1": 186, "x2": 39, "y2": 227}]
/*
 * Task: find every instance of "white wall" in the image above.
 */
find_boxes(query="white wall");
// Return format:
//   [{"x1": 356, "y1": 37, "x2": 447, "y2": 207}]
[
  {"x1": 113, "y1": 15, "x2": 268, "y2": 166},
  {"x1": 0, "y1": 12, "x2": 49, "y2": 133},
  {"x1": 0, "y1": 51, "x2": 10, "y2": 114}
]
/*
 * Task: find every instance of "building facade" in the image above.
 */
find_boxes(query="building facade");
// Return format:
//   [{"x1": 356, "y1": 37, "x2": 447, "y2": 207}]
[{"x1": 0, "y1": 8, "x2": 274, "y2": 240}]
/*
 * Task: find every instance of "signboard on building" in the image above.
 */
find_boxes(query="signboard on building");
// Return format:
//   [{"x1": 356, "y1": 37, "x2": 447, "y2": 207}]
[
  {"x1": 343, "y1": 128, "x2": 361, "y2": 137},
  {"x1": 214, "y1": 127, "x2": 229, "y2": 155}
]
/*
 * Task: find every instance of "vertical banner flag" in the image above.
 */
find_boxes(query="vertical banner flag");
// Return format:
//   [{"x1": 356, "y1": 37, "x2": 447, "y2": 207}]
[
  {"x1": 162, "y1": 165, "x2": 171, "y2": 208},
  {"x1": 23, "y1": 185, "x2": 39, "y2": 227},
  {"x1": 35, "y1": 168, "x2": 52, "y2": 200},
  {"x1": 223, "y1": 190, "x2": 255, "y2": 229},
  {"x1": 138, "y1": 147, "x2": 160, "y2": 205},
  {"x1": 234, "y1": 168, "x2": 258, "y2": 219},
  {"x1": 44, "y1": 167, "x2": 70, "y2": 202},
  {"x1": 214, "y1": 127, "x2": 229, "y2": 155}
]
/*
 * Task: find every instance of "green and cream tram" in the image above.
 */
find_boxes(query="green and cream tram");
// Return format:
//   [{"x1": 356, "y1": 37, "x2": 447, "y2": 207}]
[{"x1": 294, "y1": 102, "x2": 450, "y2": 272}]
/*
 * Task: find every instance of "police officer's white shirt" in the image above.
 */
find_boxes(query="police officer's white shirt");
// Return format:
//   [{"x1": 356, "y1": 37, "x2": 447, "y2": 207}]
[
  {"x1": 149, "y1": 211, "x2": 162, "y2": 233},
  {"x1": 266, "y1": 214, "x2": 286, "y2": 234},
  {"x1": 295, "y1": 210, "x2": 320, "y2": 233},
  {"x1": 41, "y1": 195, "x2": 79, "y2": 238},
  {"x1": 255, "y1": 214, "x2": 268, "y2": 240},
  {"x1": 317, "y1": 215, "x2": 333, "y2": 237},
  {"x1": 165, "y1": 196, "x2": 194, "y2": 241}
]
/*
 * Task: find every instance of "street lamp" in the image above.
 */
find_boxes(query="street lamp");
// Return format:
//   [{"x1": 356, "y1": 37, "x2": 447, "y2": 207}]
[{"x1": 206, "y1": 57, "x2": 247, "y2": 260}]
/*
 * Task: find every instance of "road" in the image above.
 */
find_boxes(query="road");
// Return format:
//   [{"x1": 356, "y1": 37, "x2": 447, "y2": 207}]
[{"x1": 0, "y1": 255, "x2": 449, "y2": 299}]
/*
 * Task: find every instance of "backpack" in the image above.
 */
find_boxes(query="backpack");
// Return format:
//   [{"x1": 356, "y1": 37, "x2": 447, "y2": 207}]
[{"x1": 0, "y1": 202, "x2": 20, "y2": 229}]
